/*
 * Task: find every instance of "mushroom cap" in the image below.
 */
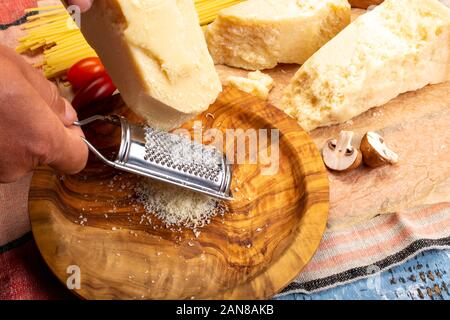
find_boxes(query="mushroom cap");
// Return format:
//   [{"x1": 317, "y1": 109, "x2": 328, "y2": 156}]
[
  {"x1": 322, "y1": 131, "x2": 362, "y2": 172},
  {"x1": 361, "y1": 132, "x2": 399, "y2": 168}
]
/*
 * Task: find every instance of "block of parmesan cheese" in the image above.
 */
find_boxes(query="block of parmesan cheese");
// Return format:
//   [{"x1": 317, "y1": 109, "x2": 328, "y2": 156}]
[
  {"x1": 80, "y1": 0, "x2": 222, "y2": 130},
  {"x1": 205, "y1": 0, "x2": 351, "y2": 70},
  {"x1": 282, "y1": 0, "x2": 450, "y2": 132}
]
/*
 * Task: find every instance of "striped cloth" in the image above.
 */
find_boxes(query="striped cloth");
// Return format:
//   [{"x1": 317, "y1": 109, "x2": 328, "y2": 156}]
[
  {"x1": 281, "y1": 203, "x2": 450, "y2": 295},
  {"x1": 0, "y1": 0, "x2": 449, "y2": 299}
]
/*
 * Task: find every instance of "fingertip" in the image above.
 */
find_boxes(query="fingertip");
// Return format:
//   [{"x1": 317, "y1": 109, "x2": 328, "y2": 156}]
[
  {"x1": 64, "y1": 99, "x2": 78, "y2": 126},
  {"x1": 68, "y1": 126, "x2": 89, "y2": 174},
  {"x1": 68, "y1": 0, "x2": 93, "y2": 12}
]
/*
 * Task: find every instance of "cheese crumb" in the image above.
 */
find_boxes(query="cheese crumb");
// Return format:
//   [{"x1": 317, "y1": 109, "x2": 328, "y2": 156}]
[{"x1": 225, "y1": 71, "x2": 274, "y2": 100}]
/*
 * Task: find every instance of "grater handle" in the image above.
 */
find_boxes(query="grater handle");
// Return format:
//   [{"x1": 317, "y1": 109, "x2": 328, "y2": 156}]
[
  {"x1": 74, "y1": 115, "x2": 120, "y2": 127},
  {"x1": 73, "y1": 115, "x2": 121, "y2": 169},
  {"x1": 79, "y1": 137, "x2": 120, "y2": 169}
]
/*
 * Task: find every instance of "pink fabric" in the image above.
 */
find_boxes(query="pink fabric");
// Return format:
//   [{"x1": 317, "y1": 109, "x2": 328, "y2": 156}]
[
  {"x1": 0, "y1": 175, "x2": 32, "y2": 247},
  {"x1": 0, "y1": 0, "x2": 36, "y2": 24},
  {"x1": 0, "y1": 238, "x2": 74, "y2": 300}
]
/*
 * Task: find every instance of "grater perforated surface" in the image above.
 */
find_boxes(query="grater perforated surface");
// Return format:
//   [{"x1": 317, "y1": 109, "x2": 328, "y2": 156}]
[{"x1": 143, "y1": 127, "x2": 223, "y2": 182}]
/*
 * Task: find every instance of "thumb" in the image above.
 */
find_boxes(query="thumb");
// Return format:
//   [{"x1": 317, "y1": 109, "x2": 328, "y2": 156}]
[{"x1": 47, "y1": 125, "x2": 89, "y2": 174}]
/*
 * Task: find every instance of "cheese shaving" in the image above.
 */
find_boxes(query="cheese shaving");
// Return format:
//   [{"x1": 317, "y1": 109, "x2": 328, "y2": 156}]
[{"x1": 135, "y1": 180, "x2": 227, "y2": 231}]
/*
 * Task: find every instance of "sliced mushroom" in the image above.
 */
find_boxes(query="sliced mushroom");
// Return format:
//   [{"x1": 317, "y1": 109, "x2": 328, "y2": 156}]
[
  {"x1": 322, "y1": 131, "x2": 362, "y2": 172},
  {"x1": 360, "y1": 132, "x2": 399, "y2": 168}
]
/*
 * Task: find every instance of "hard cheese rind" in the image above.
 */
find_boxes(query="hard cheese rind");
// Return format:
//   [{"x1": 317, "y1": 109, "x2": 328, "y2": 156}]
[
  {"x1": 80, "y1": 0, "x2": 222, "y2": 130},
  {"x1": 205, "y1": 0, "x2": 351, "y2": 70},
  {"x1": 282, "y1": 0, "x2": 450, "y2": 132}
]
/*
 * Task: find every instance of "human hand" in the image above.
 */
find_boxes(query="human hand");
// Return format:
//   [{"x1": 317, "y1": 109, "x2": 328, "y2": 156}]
[
  {"x1": 0, "y1": 45, "x2": 88, "y2": 183},
  {"x1": 68, "y1": 0, "x2": 94, "y2": 12}
]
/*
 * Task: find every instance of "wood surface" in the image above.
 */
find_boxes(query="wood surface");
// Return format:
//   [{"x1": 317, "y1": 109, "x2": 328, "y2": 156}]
[{"x1": 29, "y1": 86, "x2": 329, "y2": 300}]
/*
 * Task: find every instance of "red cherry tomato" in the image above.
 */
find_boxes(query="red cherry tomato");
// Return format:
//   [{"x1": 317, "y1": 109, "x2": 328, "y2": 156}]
[
  {"x1": 67, "y1": 57, "x2": 107, "y2": 90},
  {"x1": 72, "y1": 74, "x2": 117, "y2": 110}
]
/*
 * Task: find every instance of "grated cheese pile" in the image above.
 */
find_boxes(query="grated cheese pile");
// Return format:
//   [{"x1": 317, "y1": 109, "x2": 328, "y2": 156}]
[{"x1": 135, "y1": 179, "x2": 227, "y2": 232}]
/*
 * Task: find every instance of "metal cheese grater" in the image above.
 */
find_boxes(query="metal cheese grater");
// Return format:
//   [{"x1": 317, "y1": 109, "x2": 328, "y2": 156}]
[{"x1": 74, "y1": 115, "x2": 233, "y2": 201}]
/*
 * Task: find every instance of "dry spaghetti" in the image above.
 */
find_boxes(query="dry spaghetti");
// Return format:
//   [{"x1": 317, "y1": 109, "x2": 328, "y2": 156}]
[{"x1": 16, "y1": 6, "x2": 97, "y2": 79}]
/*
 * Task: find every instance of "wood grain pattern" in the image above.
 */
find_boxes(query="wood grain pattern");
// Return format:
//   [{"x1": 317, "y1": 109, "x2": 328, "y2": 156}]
[{"x1": 29, "y1": 86, "x2": 329, "y2": 300}]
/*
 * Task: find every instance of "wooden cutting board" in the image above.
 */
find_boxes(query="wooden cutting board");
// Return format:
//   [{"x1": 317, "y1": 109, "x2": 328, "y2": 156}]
[{"x1": 29, "y1": 87, "x2": 329, "y2": 300}]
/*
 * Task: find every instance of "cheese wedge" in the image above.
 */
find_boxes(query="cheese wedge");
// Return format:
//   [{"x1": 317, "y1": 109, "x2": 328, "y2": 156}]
[
  {"x1": 205, "y1": 0, "x2": 351, "y2": 70},
  {"x1": 282, "y1": 0, "x2": 450, "y2": 132},
  {"x1": 80, "y1": 0, "x2": 222, "y2": 130}
]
